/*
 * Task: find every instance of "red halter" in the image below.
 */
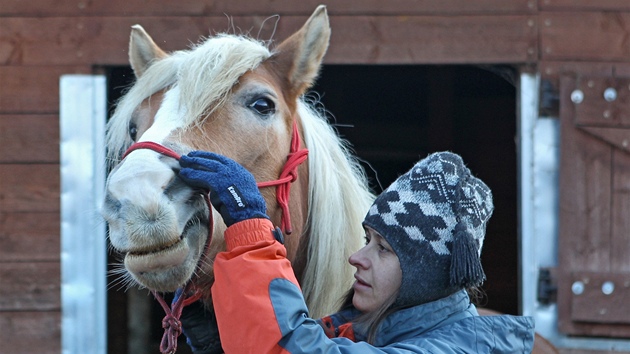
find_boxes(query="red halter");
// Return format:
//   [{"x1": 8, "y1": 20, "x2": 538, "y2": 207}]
[{"x1": 120, "y1": 121, "x2": 308, "y2": 354}]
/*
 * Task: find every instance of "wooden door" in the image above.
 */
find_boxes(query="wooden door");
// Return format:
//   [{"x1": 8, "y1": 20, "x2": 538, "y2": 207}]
[{"x1": 559, "y1": 74, "x2": 630, "y2": 337}]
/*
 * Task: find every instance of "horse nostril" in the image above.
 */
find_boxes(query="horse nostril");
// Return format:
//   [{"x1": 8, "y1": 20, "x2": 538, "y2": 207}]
[{"x1": 104, "y1": 193, "x2": 122, "y2": 213}]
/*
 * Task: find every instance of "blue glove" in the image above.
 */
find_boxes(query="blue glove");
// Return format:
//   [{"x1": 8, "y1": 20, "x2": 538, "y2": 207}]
[
  {"x1": 179, "y1": 151, "x2": 268, "y2": 226},
  {"x1": 173, "y1": 289, "x2": 223, "y2": 354}
]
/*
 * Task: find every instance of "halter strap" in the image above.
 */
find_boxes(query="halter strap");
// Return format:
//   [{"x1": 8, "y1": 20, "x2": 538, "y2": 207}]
[
  {"x1": 120, "y1": 121, "x2": 308, "y2": 354},
  {"x1": 122, "y1": 121, "x2": 308, "y2": 234},
  {"x1": 256, "y1": 122, "x2": 308, "y2": 234}
]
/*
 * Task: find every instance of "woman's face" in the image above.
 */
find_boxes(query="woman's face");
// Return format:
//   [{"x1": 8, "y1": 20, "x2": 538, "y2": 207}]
[{"x1": 348, "y1": 227, "x2": 402, "y2": 312}]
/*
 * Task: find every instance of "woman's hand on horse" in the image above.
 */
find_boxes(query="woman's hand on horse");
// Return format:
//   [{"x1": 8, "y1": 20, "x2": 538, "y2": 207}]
[{"x1": 179, "y1": 151, "x2": 268, "y2": 226}]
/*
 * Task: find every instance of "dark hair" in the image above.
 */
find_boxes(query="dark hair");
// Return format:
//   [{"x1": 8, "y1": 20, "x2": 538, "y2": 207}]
[
  {"x1": 338, "y1": 285, "x2": 484, "y2": 345},
  {"x1": 337, "y1": 288, "x2": 400, "y2": 344}
]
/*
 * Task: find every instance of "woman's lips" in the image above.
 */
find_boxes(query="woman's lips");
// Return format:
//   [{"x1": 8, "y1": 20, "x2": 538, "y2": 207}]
[{"x1": 353, "y1": 274, "x2": 371, "y2": 289}]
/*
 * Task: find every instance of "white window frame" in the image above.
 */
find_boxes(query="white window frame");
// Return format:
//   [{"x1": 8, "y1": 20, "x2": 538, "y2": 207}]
[{"x1": 60, "y1": 75, "x2": 107, "y2": 354}]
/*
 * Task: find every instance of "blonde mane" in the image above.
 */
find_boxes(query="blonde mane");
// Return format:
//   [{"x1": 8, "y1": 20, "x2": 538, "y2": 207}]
[{"x1": 298, "y1": 102, "x2": 375, "y2": 317}]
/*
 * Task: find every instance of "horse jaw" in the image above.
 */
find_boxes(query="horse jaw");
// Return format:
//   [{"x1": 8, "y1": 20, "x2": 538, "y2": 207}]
[{"x1": 129, "y1": 24, "x2": 168, "y2": 78}]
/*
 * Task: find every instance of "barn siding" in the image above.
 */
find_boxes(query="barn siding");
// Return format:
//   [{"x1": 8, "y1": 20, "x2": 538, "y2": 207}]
[{"x1": 1, "y1": 0, "x2": 630, "y2": 352}]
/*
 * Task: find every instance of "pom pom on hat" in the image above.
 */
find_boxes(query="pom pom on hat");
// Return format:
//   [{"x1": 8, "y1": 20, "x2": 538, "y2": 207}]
[{"x1": 362, "y1": 152, "x2": 493, "y2": 307}]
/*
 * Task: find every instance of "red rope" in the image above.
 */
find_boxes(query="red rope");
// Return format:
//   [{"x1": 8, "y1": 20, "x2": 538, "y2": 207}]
[
  {"x1": 122, "y1": 141, "x2": 181, "y2": 160},
  {"x1": 256, "y1": 122, "x2": 308, "y2": 234},
  {"x1": 120, "y1": 121, "x2": 308, "y2": 353},
  {"x1": 152, "y1": 282, "x2": 203, "y2": 354}
]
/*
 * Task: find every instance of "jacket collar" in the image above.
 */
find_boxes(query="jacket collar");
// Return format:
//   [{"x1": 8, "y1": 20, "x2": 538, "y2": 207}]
[
  {"x1": 324, "y1": 290, "x2": 474, "y2": 344},
  {"x1": 371, "y1": 290, "x2": 474, "y2": 345}
]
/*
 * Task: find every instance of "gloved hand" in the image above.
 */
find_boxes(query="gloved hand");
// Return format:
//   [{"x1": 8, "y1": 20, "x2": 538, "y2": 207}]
[
  {"x1": 179, "y1": 151, "x2": 268, "y2": 226},
  {"x1": 174, "y1": 289, "x2": 223, "y2": 354}
]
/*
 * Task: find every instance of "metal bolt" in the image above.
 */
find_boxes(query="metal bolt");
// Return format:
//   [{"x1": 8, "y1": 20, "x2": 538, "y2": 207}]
[
  {"x1": 604, "y1": 87, "x2": 618, "y2": 102},
  {"x1": 603, "y1": 110, "x2": 612, "y2": 119},
  {"x1": 571, "y1": 90, "x2": 584, "y2": 104},
  {"x1": 572, "y1": 281, "x2": 585, "y2": 295},
  {"x1": 602, "y1": 281, "x2": 615, "y2": 295}
]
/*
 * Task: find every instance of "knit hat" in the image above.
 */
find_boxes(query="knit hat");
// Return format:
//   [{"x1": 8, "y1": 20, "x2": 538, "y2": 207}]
[{"x1": 362, "y1": 152, "x2": 493, "y2": 307}]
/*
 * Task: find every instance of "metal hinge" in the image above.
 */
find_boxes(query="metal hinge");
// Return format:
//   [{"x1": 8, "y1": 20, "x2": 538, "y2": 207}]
[{"x1": 537, "y1": 268, "x2": 558, "y2": 305}]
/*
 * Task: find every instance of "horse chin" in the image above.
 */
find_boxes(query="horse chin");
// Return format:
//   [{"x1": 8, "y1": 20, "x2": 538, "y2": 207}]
[{"x1": 124, "y1": 224, "x2": 208, "y2": 292}]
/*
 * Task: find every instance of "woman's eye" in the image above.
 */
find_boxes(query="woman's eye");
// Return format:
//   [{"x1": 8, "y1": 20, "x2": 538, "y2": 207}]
[
  {"x1": 129, "y1": 124, "x2": 138, "y2": 141},
  {"x1": 364, "y1": 235, "x2": 371, "y2": 245},
  {"x1": 249, "y1": 97, "x2": 276, "y2": 116}
]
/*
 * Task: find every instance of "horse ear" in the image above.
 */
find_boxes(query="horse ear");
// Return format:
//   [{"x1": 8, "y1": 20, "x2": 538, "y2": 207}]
[
  {"x1": 129, "y1": 25, "x2": 168, "y2": 78},
  {"x1": 275, "y1": 5, "x2": 331, "y2": 96}
]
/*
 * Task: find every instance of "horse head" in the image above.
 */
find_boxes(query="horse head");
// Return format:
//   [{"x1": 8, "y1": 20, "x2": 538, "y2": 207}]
[{"x1": 103, "y1": 5, "x2": 373, "y2": 319}]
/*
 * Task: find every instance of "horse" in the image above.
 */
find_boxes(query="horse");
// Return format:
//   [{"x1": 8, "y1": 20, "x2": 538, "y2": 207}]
[{"x1": 102, "y1": 4, "x2": 374, "y2": 348}]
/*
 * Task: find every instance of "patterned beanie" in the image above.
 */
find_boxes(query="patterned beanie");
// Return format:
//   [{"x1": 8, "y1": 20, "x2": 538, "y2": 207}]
[{"x1": 362, "y1": 152, "x2": 493, "y2": 307}]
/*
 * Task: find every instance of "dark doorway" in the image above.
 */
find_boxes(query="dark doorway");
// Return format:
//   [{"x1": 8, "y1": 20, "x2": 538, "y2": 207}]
[
  {"x1": 105, "y1": 64, "x2": 518, "y2": 353},
  {"x1": 312, "y1": 65, "x2": 518, "y2": 316}
]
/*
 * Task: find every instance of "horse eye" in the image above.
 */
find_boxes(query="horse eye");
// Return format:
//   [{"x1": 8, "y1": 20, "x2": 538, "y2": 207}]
[
  {"x1": 129, "y1": 123, "x2": 138, "y2": 141},
  {"x1": 249, "y1": 98, "x2": 276, "y2": 116}
]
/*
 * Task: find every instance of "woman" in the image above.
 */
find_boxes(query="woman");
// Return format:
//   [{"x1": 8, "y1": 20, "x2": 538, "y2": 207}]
[{"x1": 178, "y1": 151, "x2": 535, "y2": 353}]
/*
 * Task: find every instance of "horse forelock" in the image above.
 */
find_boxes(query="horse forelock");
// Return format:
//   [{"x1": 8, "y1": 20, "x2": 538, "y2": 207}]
[
  {"x1": 106, "y1": 34, "x2": 271, "y2": 165},
  {"x1": 179, "y1": 35, "x2": 271, "y2": 128}
]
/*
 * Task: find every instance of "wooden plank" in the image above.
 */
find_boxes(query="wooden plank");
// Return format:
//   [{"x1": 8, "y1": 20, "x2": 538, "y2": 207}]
[
  {"x1": 0, "y1": 164, "x2": 59, "y2": 212},
  {"x1": 541, "y1": 0, "x2": 630, "y2": 11},
  {"x1": 559, "y1": 76, "x2": 611, "y2": 272},
  {"x1": 0, "y1": 311, "x2": 61, "y2": 353},
  {"x1": 328, "y1": 15, "x2": 537, "y2": 64},
  {"x1": 570, "y1": 272, "x2": 630, "y2": 324},
  {"x1": 0, "y1": 262, "x2": 60, "y2": 311},
  {"x1": 541, "y1": 12, "x2": 630, "y2": 62},
  {"x1": 580, "y1": 127, "x2": 630, "y2": 152},
  {"x1": 570, "y1": 77, "x2": 630, "y2": 128},
  {"x1": 540, "y1": 62, "x2": 630, "y2": 114},
  {"x1": 0, "y1": 0, "x2": 535, "y2": 16},
  {"x1": 0, "y1": 66, "x2": 91, "y2": 114},
  {"x1": 541, "y1": 61, "x2": 630, "y2": 80},
  {"x1": 0, "y1": 15, "x2": 537, "y2": 66},
  {"x1": 541, "y1": 61, "x2": 630, "y2": 87},
  {"x1": 611, "y1": 150, "x2": 630, "y2": 271},
  {"x1": 0, "y1": 213, "x2": 59, "y2": 262},
  {"x1": 0, "y1": 115, "x2": 59, "y2": 163}
]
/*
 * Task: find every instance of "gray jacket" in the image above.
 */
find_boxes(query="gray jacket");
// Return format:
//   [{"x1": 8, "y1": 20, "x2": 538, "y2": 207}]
[{"x1": 275, "y1": 286, "x2": 535, "y2": 353}]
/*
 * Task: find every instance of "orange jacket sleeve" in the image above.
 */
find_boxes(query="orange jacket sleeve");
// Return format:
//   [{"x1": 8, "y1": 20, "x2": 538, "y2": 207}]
[{"x1": 211, "y1": 218, "x2": 300, "y2": 354}]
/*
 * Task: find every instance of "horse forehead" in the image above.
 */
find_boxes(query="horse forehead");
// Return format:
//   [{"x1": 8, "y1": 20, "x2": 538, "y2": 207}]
[
  {"x1": 239, "y1": 64, "x2": 286, "y2": 95},
  {"x1": 139, "y1": 85, "x2": 186, "y2": 143}
]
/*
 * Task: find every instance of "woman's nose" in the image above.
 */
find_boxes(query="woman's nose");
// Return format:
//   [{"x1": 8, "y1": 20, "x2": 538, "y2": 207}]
[{"x1": 348, "y1": 246, "x2": 368, "y2": 268}]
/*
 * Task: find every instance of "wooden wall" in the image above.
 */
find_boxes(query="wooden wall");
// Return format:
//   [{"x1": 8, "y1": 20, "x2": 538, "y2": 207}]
[{"x1": 1, "y1": 0, "x2": 629, "y2": 352}]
